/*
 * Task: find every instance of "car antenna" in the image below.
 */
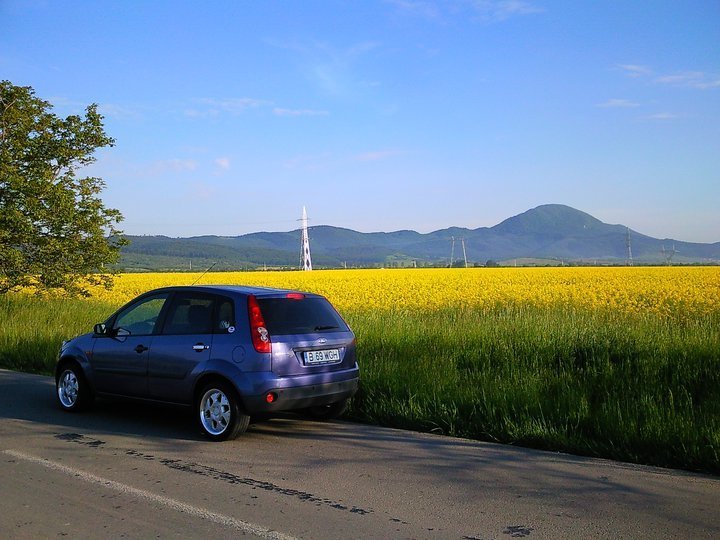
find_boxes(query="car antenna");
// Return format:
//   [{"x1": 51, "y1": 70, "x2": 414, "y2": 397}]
[{"x1": 192, "y1": 262, "x2": 217, "y2": 285}]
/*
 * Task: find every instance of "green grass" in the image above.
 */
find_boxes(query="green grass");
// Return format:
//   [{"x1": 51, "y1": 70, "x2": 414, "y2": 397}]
[
  {"x1": 0, "y1": 295, "x2": 112, "y2": 374},
  {"x1": 345, "y1": 307, "x2": 720, "y2": 474},
  {"x1": 1, "y1": 295, "x2": 718, "y2": 474}
]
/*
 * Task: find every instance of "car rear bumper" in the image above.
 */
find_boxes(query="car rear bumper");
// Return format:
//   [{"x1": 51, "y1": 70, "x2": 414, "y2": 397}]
[{"x1": 243, "y1": 376, "x2": 359, "y2": 412}]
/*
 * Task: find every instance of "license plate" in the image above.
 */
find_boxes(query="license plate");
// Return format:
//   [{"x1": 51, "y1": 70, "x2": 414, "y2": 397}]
[{"x1": 304, "y1": 349, "x2": 341, "y2": 365}]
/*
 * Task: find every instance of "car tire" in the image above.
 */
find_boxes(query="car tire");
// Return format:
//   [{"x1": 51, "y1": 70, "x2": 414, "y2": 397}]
[
  {"x1": 56, "y1": 363, "x2": 93, "y2": 412},
  {"x1": 304, "y1": 397, "x2": 349, "y2": 420},
  {"x1": 197, "y1": 382, "x2": 250, "y2": 441}
]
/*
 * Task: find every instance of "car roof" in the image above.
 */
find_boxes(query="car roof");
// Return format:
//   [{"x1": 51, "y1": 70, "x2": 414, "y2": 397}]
[{"x1": 146, "y1": 284, "x2": 315, "y2": 297}]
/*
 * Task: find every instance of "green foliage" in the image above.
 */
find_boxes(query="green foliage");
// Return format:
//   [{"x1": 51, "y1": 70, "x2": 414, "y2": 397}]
[{"x1": 0, "y1": 81, "x2": 125, "y2": 295}]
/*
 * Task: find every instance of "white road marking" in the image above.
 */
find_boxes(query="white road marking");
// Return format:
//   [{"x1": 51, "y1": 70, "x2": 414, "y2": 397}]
[{"x1": 3, "y1": 449, "x2": 298, "y2": 540}]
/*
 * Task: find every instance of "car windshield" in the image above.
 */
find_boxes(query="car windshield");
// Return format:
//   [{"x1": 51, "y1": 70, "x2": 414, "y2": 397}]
[{"x1": 257, "y1": 297, "x2": 349, "y2": 335}]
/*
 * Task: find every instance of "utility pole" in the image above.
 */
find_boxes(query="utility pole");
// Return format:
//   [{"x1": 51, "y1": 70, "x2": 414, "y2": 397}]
[
  {"x1": 461, "y1": 238, "x2": 468, "y2": 268},
  {"x1": 625, "y1": 227, "x2": 633, "y2": 266},
  {"x1": 449, "y1": 236, "x2": 455, "y2": 268}
]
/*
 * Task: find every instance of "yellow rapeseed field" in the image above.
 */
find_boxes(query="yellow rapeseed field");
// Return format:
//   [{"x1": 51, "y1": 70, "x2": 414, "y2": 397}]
[{"x1": 90, "y1": 267, "x2": 720, "y2": 319}]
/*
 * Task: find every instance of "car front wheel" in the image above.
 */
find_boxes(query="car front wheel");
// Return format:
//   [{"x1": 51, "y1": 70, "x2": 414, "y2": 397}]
[
  {"x1": 56, "y1": 364, "x2": 92, "y2": 412},
  {"x1": 197, "y1": 382, "x2": 249, "y2": 441}
]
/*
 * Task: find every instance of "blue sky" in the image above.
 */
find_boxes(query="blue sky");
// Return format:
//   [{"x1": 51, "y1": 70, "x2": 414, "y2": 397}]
[{"x1": 2, "y1": 0, "x2": 719, "y2": 242}]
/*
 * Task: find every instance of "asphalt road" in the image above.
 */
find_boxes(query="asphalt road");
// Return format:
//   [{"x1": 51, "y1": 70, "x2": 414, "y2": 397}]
[{"x1": 0, "y1": 369, "x2": 718, "y2": 539}]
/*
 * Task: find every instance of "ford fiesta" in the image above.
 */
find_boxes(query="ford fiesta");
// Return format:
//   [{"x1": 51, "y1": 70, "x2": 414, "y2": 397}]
[{"x1": 55, "y1": 285, "x2": 359, "y2": 440}]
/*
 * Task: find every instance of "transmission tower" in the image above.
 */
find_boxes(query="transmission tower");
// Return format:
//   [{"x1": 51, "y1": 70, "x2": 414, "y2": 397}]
[
  {"x1": 449, "y1": 236, "x2": 469, "y2": 268},
  {"x1": 661, "y1": 243, "x2": 678, "y2": 266},
  {"x1": 625, "y1": 227, "x2": 633, "y2": 266},
  {"x1": 300, "y1": 206, "x2": 312, "y2": 271}
]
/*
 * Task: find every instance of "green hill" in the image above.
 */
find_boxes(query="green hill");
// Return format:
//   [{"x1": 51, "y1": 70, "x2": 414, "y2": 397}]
[{"x1": 118, "y1": 204, "x2": 720, "y2": 270}]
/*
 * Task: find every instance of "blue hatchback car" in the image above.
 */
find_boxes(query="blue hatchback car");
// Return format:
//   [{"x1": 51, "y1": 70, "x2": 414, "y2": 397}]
[{"x1": 55, "y1": 285, "x2": 359, "y2": 440}]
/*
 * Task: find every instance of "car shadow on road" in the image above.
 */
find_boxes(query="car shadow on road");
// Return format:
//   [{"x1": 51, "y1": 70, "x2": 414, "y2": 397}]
[
  {"x1": 0, "y1": 369, "x2": 320, "y2": 444},
  {"x1": 0, "y1": 369, "x2": 201, "y2": 440}
]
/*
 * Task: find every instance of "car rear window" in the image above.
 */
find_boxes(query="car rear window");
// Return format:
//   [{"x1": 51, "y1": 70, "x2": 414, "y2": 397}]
[{"x1": 257, "y1": 296, "x2": 349, "y2": 335}]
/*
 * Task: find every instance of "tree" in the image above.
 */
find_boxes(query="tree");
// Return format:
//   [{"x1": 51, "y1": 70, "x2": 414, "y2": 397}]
[{"x1": 0, "y1": 81, "x2": 125, "y2": 295}]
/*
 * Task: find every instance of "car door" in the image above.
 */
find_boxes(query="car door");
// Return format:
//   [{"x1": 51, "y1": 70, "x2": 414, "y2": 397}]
[
  {"x1": 147, "y1": 292, "x2": 218, "y2": 403},
  {"x1": 91, "y1": 292, "x2": 170, "y2": 397}
]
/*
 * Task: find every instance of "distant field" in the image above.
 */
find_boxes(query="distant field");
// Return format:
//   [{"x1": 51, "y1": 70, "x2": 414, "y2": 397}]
[{"x1": 1, "y1": 267, "x2": 718, "y2": 473}]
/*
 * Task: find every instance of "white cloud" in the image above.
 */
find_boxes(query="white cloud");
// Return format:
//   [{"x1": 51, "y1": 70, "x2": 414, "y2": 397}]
[
  {"x1": 347, "y1": 41, "x2": 382, "y2": 57},
  {"x1": 655, "y1": 71, "x2": 720, "y2": 89},
  {"x1": 353, "y1": 150, "x2": 403, "y2": 162},
  {"x1": 153, "y1": 159, "x2": 197, "y2": 173},
  {"x1": 185, "y1": 181, "x2": 217, "y2": 200},
  {"x1": 214, "y1": 157, "x2": 231, "y2": 170},
  {"x1": 98, "y1": 103, "x2": 142, "y2": 120},
  {"x1": 645, "y1": 112, "x2": 679, "y2": 120},
  {"x1": 472, "y1": 0, "x2": 543, "y2": 22},
  {"x1": 46, "y1": 96, "x2": 88, "y2": 114},
  {"x1": 617, "y1": 64, "x2": 720, "y2": 89},
  {"x1": 387, "y1": 0, "x2": 441, "y2": 20},
  {"x1": 266, "y1": 37, "x2": 381, "y2": 98},
  {"x1": 45, "y1": 97, "x2": 142, "y2": 120},
  {"x1": 128, "y1": 159, "x2": 198, "y2": 177},
  {"x1": 388, "y1": 0, "x2": 542, "y2": 22},
  {"x1": 309, "y1": 64, "x2": 345, "y2": 96},
  {"x1": 282, "y1": 152, "x2": 334, "y2": 171},
  {"x1": 184, "y1": 108, "x2": 206, "y2": 118},
  {"x1": 184, "y1": 98, "x2": 333, "y2": 119},
  {"x1": 617, "y1": 64, "x2": 653, "y2": 77},
  {"x1": 596, "y1": 99, "x2": 640, "y2": 108},
  {"x1": 273, "y1": 107, "x2": 329, "y2": 117},
  {"x1": 185, "y1": 97, "x2": 269, "y2": 118}
]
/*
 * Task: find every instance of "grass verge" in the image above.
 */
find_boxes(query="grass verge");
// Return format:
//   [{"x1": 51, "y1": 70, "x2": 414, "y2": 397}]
[{"x1": 1, "y1": 295, "x2": 718, "y2": 474}]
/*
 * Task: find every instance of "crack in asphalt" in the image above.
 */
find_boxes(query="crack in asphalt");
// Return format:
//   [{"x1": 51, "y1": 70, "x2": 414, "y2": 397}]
[
  {"x1": 55, "y1": 433, "x2": 373, "y2": 517},
  {"x1": 55, "y1": 432, "x2": 105, "y2": 447}
]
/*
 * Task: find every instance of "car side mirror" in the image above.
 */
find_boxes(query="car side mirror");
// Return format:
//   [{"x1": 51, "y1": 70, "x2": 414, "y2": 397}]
[{"x1": 93, "y1": 323, "x2": 107, "y2": 335}]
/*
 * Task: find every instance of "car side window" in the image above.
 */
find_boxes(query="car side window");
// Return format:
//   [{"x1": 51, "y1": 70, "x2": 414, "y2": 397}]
[
  {"x1": 113, "y1": 294, "x2": 169, "y2": 336},
  {"x1": 161, "y1": 294, "x2": 215, "y2": 335},
  {"x1": 216, "y1": 298, "x2": 235, "y2": 333}
]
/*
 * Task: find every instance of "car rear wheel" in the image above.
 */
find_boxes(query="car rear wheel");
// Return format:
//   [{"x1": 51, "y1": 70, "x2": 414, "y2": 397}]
[
  {"x1": 304, "y1": 397, "x2": 349, "y2": 420},
  {"x1": 197, "y1": 382, "x2": 249, "y2": 441},
  {"x1": 56, "y1": 364, "x2": 92, "y2": 412}
]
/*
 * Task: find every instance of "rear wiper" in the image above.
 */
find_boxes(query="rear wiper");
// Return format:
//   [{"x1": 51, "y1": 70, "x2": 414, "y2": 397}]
[{"x1": 314, "y1": 325, "x2": 339, "y2": 331}]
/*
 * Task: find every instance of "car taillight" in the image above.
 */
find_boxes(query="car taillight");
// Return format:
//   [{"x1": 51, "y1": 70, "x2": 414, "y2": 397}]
[
  {"x1": 286, "y1": 293, "x2": 305, "y2": 300},
  {"x1": 247, "y1": 295, "x2": 271, "y2": 353}
]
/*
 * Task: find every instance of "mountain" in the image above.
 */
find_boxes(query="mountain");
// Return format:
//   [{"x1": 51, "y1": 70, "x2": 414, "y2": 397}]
[{"x1": 118, "y1": 204, "x2": 720, "y2": 271}]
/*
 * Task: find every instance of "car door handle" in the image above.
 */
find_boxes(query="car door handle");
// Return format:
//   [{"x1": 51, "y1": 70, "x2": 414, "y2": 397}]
[
  {"x1": 135, "y1": 344, "x2": 148, "y2": 354},
  {"x1": 192, "y1": 343, "x2": 210, "y2": 352}
]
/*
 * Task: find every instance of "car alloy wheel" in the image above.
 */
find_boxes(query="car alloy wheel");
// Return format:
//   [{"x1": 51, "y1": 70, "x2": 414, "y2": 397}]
[
  {"x1": 58, "y1": 369, "x2": 79, "y2": 408},
  {"x1": 197, "y1": 382, "x2": 249, "y2": 441},
  {"x1": 56, "y1": 364, "x2": 92, "y2": 411}
]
